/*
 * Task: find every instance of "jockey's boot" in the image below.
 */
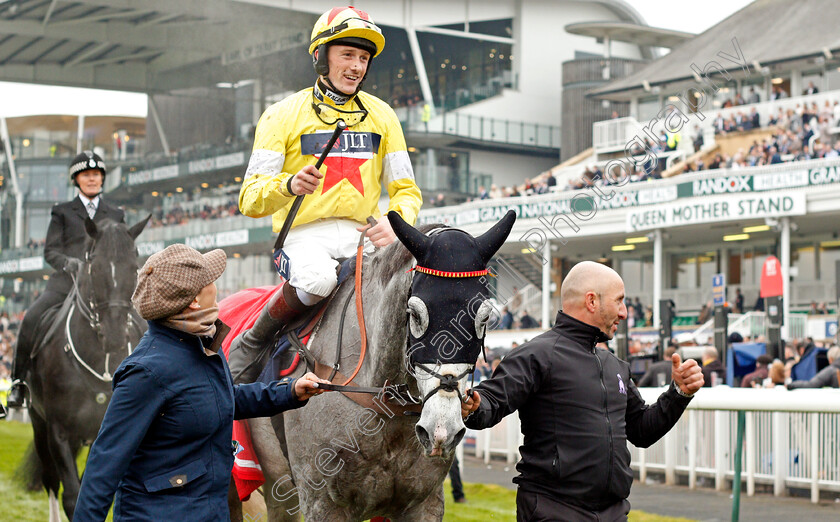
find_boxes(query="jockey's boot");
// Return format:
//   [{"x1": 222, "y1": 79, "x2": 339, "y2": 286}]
[
  {"x1": 7, "y1": 339, "x2": 30, "y2": 408},
  {"x1": 228, "y1": 283, "x2": 315, "y2": 384}
]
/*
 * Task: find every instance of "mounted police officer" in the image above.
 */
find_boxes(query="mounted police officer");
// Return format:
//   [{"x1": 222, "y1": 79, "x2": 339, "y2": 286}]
[
  {"x1": 7, "y1": 150, "x2": 125, "y2": 408},
  {"x1": 230, "y1": 6, "x2": 422, "y2": 382}
]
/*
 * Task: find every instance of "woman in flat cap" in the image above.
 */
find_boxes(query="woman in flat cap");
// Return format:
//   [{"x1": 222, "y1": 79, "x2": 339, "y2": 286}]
[{"x1": 75, "y1": 244, "x2": 328, "y2": 521}]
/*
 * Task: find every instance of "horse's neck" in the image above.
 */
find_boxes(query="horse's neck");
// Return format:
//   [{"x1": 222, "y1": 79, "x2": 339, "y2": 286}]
[
  {"x1": 361, "y1": 266, "x2": 412, "y2": 386},
  {"x1": 67, "y1": 277, "x2": 101, "y2": 356},
  {"x1": 308, "y1": 260, "x2": 413, "y2": 388}
]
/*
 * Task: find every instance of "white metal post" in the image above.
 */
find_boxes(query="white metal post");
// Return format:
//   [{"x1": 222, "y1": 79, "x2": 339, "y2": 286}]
[
  {"x1": 714, "y1": 410, "x2": 726, "y2": 491},
  {"x1": 773, "y1": 412, "x2": 786, "y2": 496},
  {"x1": 76, "y1": 114, "x2": 85, "y2": 153},
  {"x1": 148, "y1": 97, "x2": 171, "y2": 157},
  {"x1": 688, "y1": 410, "x2": 697, "y2": 489},
  {"x1": 746, "y1": 411, "x2": 755, "y2": 496},
  {"x1": 811, "y1": 413, "x2": 819, "y2": 503},
  {"x1": 653, "y1": 229, "x2": 663, "y2": 328},
  {"x1": 405, "y1": 27, "x2": 435, "y2": 117},
  {"x1": 664, "y1": 429, "x2": 676, "y2": 485},
  {"x1": 0, "y1": 117, "x2": 24, "y2": 248},
  {"x1": 780, "y1": 217, "x2": 791, "y2": 338}
]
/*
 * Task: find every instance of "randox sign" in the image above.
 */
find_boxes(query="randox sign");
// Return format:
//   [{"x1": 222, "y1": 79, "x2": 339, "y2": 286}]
[
  {"x1": 626, "y1": 192, "x2": 806, "y2": 232},
  {"x1": 760, "y1": 256, "x2": 783, "y2": 298}
]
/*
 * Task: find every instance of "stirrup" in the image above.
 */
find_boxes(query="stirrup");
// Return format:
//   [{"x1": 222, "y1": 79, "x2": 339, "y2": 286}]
[{"x1": 6, "y1": 380, "x2": 29, "y2": 408}]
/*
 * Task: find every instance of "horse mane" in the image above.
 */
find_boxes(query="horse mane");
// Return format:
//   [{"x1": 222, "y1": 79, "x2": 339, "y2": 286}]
[{"x1": 375, "y1": 223, "x2": 445, "y2": 285}]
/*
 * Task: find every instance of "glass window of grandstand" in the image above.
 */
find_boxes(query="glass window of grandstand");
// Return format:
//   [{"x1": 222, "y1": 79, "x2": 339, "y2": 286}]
[
  {"x1": 669, "y1": 252, "x2": 717, "y2": 290},
  {"x1": 419, "y1": 22, "x2": 513, "y2": 111},
  {"x1": 17, "y1": 164, "x2": 70, "y2": 202},
  {"x1": 819, "y1": 239, "x2": 840, "y2": 282},
  {"x1": 769, "y1": 75, "x2": 791, "y2": 101},
  {"x1": 800, "y1": 70, "x2": 824, "y2": 97},
  {"x1": 25, "y1": 207, "x2": 50, "y2": 245},
  {"x1": 637, "y1": 96, "x2": 660, "y2": 123},
  {"x1": 740, "y1": 76, "x2": 765, "y2": 104},
  {"x1": 712, "y1": 79, "x2": 738, "y2": 110},
  {"x1": 735, "y1": 245, "x2": 773, "y2": 289},
  {"x1": 408, "y1": 147, "x2": 471, "y2": 198},
  {"x1": 366, "y1": 21, "x2": 513, "y2": 117},
  {"x1": 791, "y1": 244, "x2": 817, "y2": 282}
]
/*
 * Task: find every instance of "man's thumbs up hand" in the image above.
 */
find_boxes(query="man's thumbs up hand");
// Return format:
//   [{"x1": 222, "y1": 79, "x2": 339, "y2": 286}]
[{"x1": 671, "y1": 353, "x2": 704, "y2": 396}]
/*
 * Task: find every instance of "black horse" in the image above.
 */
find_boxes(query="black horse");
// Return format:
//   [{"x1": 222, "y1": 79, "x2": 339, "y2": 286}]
[{"x1": 18, "y1": 216, "x2": 149, "y2": 521}]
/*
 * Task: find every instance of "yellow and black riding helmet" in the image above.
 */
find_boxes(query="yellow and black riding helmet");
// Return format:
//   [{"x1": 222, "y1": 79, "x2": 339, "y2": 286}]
[{"x1": 309, "y1": 6, "x2": 385, "y2": 82}]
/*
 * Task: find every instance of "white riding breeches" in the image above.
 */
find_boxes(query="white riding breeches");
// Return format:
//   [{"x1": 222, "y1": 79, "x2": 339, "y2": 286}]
[{"x1": 282, "y1": 219, "x2": 375, "y2": 298}]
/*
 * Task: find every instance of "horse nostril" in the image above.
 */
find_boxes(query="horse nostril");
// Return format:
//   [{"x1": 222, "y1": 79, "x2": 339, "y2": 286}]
[
  {"x1": 453, "y1": 427, "x2": 466, "y2": 447},
  {"x1": 415, "y1": 424, "x2": 431, "y2": 450}
]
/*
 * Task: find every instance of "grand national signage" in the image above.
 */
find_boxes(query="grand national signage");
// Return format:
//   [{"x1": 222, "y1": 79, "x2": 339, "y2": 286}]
[
  {"x1": 136, "y1": 229, "x2": 252, "y2": 257},
  {"x1": 419, "y1": 162, "x2": 840, "y2": 226},
  {"x1": 626, "y1": 193, "x2": 806, "y2": 232},
  {"x1": 187, "y1": 151, "x2": 246, "y2": 175},
  {"x1": 0, "y1": 256, "x2": 44, "y2": 275}
]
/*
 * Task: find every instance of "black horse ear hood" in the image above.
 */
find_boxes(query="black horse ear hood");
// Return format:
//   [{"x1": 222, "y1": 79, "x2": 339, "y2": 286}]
[{"x1": 389, "y1": 211, "x2": 516, "y2": 366}]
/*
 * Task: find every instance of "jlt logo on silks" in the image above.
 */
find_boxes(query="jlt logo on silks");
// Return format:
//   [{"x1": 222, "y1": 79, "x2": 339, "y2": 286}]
[
  {"x1": 300, "y1": 131, "x2": 382, "y2": 195},
  {"x1": 617, "y1": 373, "x2": 627, "y2": 395}
]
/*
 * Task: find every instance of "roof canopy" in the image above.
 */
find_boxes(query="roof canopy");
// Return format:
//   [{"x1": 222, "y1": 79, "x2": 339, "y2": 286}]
[
  {"x1": 565, "y1": 21, "x2": 693, "y2": 50},
  {"x1": 0, "y1": 0, "x2": 314, "y2": 93},
  {"x1": 592, "y1": 0, "x2": 840, "y2": 100}
]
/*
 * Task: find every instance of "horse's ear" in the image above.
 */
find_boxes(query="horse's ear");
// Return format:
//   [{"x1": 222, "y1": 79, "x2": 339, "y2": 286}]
[
  {"x1": 388, "y1": 211, "x2": 429, "y2": 261},
  {"x1": 84, "y1": 216, "x2": 99, "y2": 239},
  {"x1": 475, "y1": 210, "x2": 516, "y2": 264},
  {"x1": 128, "y1": 214, "x2": 152, "y2": 240}
]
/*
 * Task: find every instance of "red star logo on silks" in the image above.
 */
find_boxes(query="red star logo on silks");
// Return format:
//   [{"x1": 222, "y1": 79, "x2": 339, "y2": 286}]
[{"x1": 321, "y1": 156, "x2": 368, "y2": 195}]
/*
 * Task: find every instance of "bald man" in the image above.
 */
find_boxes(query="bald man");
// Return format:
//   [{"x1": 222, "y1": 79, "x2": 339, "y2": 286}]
[{"x1": 462, "y1": 261, "x2": 703, "y2": 521}]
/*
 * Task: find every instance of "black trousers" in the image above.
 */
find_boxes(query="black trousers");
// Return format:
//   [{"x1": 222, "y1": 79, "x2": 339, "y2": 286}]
[
  {"x1": 448, "y1": 455, "x2": 464, "y2": 501},
  {"x1": 12, "y1": 289, "x2": 65, "y2": 381},
  {"x1": 516, "y1": 490, "x2": 630, "y2": 522}
]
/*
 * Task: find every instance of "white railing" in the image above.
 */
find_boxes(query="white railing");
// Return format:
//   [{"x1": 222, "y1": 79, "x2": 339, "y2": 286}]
[
  {"x1": 635, "y1": 386, "x2": 840, "y2": 503},
  {"x1": 593, "y1": 117, "x2": 644, "y2": 153},
  {"x1": 464, "y1": 387, "x2": 840, "y2": 503}
]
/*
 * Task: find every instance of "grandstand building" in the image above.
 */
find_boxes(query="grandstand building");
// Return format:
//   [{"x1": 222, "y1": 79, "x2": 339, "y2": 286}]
[{"x1": 0, "y1": 0, "x2": 838, "y2": 345}]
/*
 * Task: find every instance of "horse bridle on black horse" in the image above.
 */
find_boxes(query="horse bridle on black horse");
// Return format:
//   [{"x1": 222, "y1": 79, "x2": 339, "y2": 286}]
[{"x1": 58, "y1": 241, "x2": 140, "y2": 383}]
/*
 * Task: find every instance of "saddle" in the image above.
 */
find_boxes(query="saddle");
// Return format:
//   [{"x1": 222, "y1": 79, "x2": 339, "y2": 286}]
[{"x1": 256, "y1": 255, "x2": 423, "y2": 416}]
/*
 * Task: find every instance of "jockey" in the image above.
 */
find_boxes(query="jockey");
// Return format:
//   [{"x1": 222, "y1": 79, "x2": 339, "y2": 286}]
[
  {"x1": 6, "y1": 151, "x2": 125, "y2": 408},
  {"x1": 230, "y1": 6, "x2": 422, "y2": 382}
]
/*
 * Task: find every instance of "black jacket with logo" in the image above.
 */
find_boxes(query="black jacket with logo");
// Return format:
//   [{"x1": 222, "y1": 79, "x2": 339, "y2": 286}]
[{"x1": 466, "y1": 312, "x2": 692, "y2": 512}]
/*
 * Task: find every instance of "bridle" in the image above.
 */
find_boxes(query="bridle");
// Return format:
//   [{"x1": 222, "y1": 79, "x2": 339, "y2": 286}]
[
  {"x1": 62, "y1": 239, "x2": 139, "y2": 383},
  {"x1": 304, "y1": 226, "x2": 491, "y2": 413},
  {"x1": 77, "y1": 238, "x2": 138, "y2": 341}
]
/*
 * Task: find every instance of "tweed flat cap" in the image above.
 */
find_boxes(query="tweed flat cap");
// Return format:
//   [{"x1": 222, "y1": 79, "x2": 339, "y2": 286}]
[{"x1": 133, "y1": 244, "x2": 226, "y2": 321}]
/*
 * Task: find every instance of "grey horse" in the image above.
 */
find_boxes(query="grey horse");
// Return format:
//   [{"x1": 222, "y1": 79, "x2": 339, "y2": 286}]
[{"x1": 235, "y1": 210, "x2": 515, "y2": 521}]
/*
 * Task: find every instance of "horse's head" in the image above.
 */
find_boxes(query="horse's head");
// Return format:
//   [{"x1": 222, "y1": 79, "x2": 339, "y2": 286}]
[
  {"x1": 80, "y1": 215, "x2": 150, "y2": 354},
  {"x1": 389, "y1": 210, "x2": 515, "y2": 458}
]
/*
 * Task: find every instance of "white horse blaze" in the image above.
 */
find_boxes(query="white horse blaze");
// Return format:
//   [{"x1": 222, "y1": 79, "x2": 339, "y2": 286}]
[{"x1": 414, "y1": 363, "x2": 472, "y2": 453}]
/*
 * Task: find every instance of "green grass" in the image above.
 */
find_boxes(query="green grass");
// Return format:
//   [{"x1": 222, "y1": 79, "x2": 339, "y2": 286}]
[
  {"x1": 1, "y1": 420, "x2": 109, "y2": 522},
  {"x1": 3, "y1": 419, "x2": 689, "y2": 521},
  {"x1": 441, "y1": 479, "x2": 695, "y2": 522}
]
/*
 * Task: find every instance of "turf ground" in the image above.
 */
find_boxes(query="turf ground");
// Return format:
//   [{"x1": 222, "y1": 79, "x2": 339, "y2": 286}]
[{"x1": 1, "y1": 419, "x2": 692, "y2": 521}]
